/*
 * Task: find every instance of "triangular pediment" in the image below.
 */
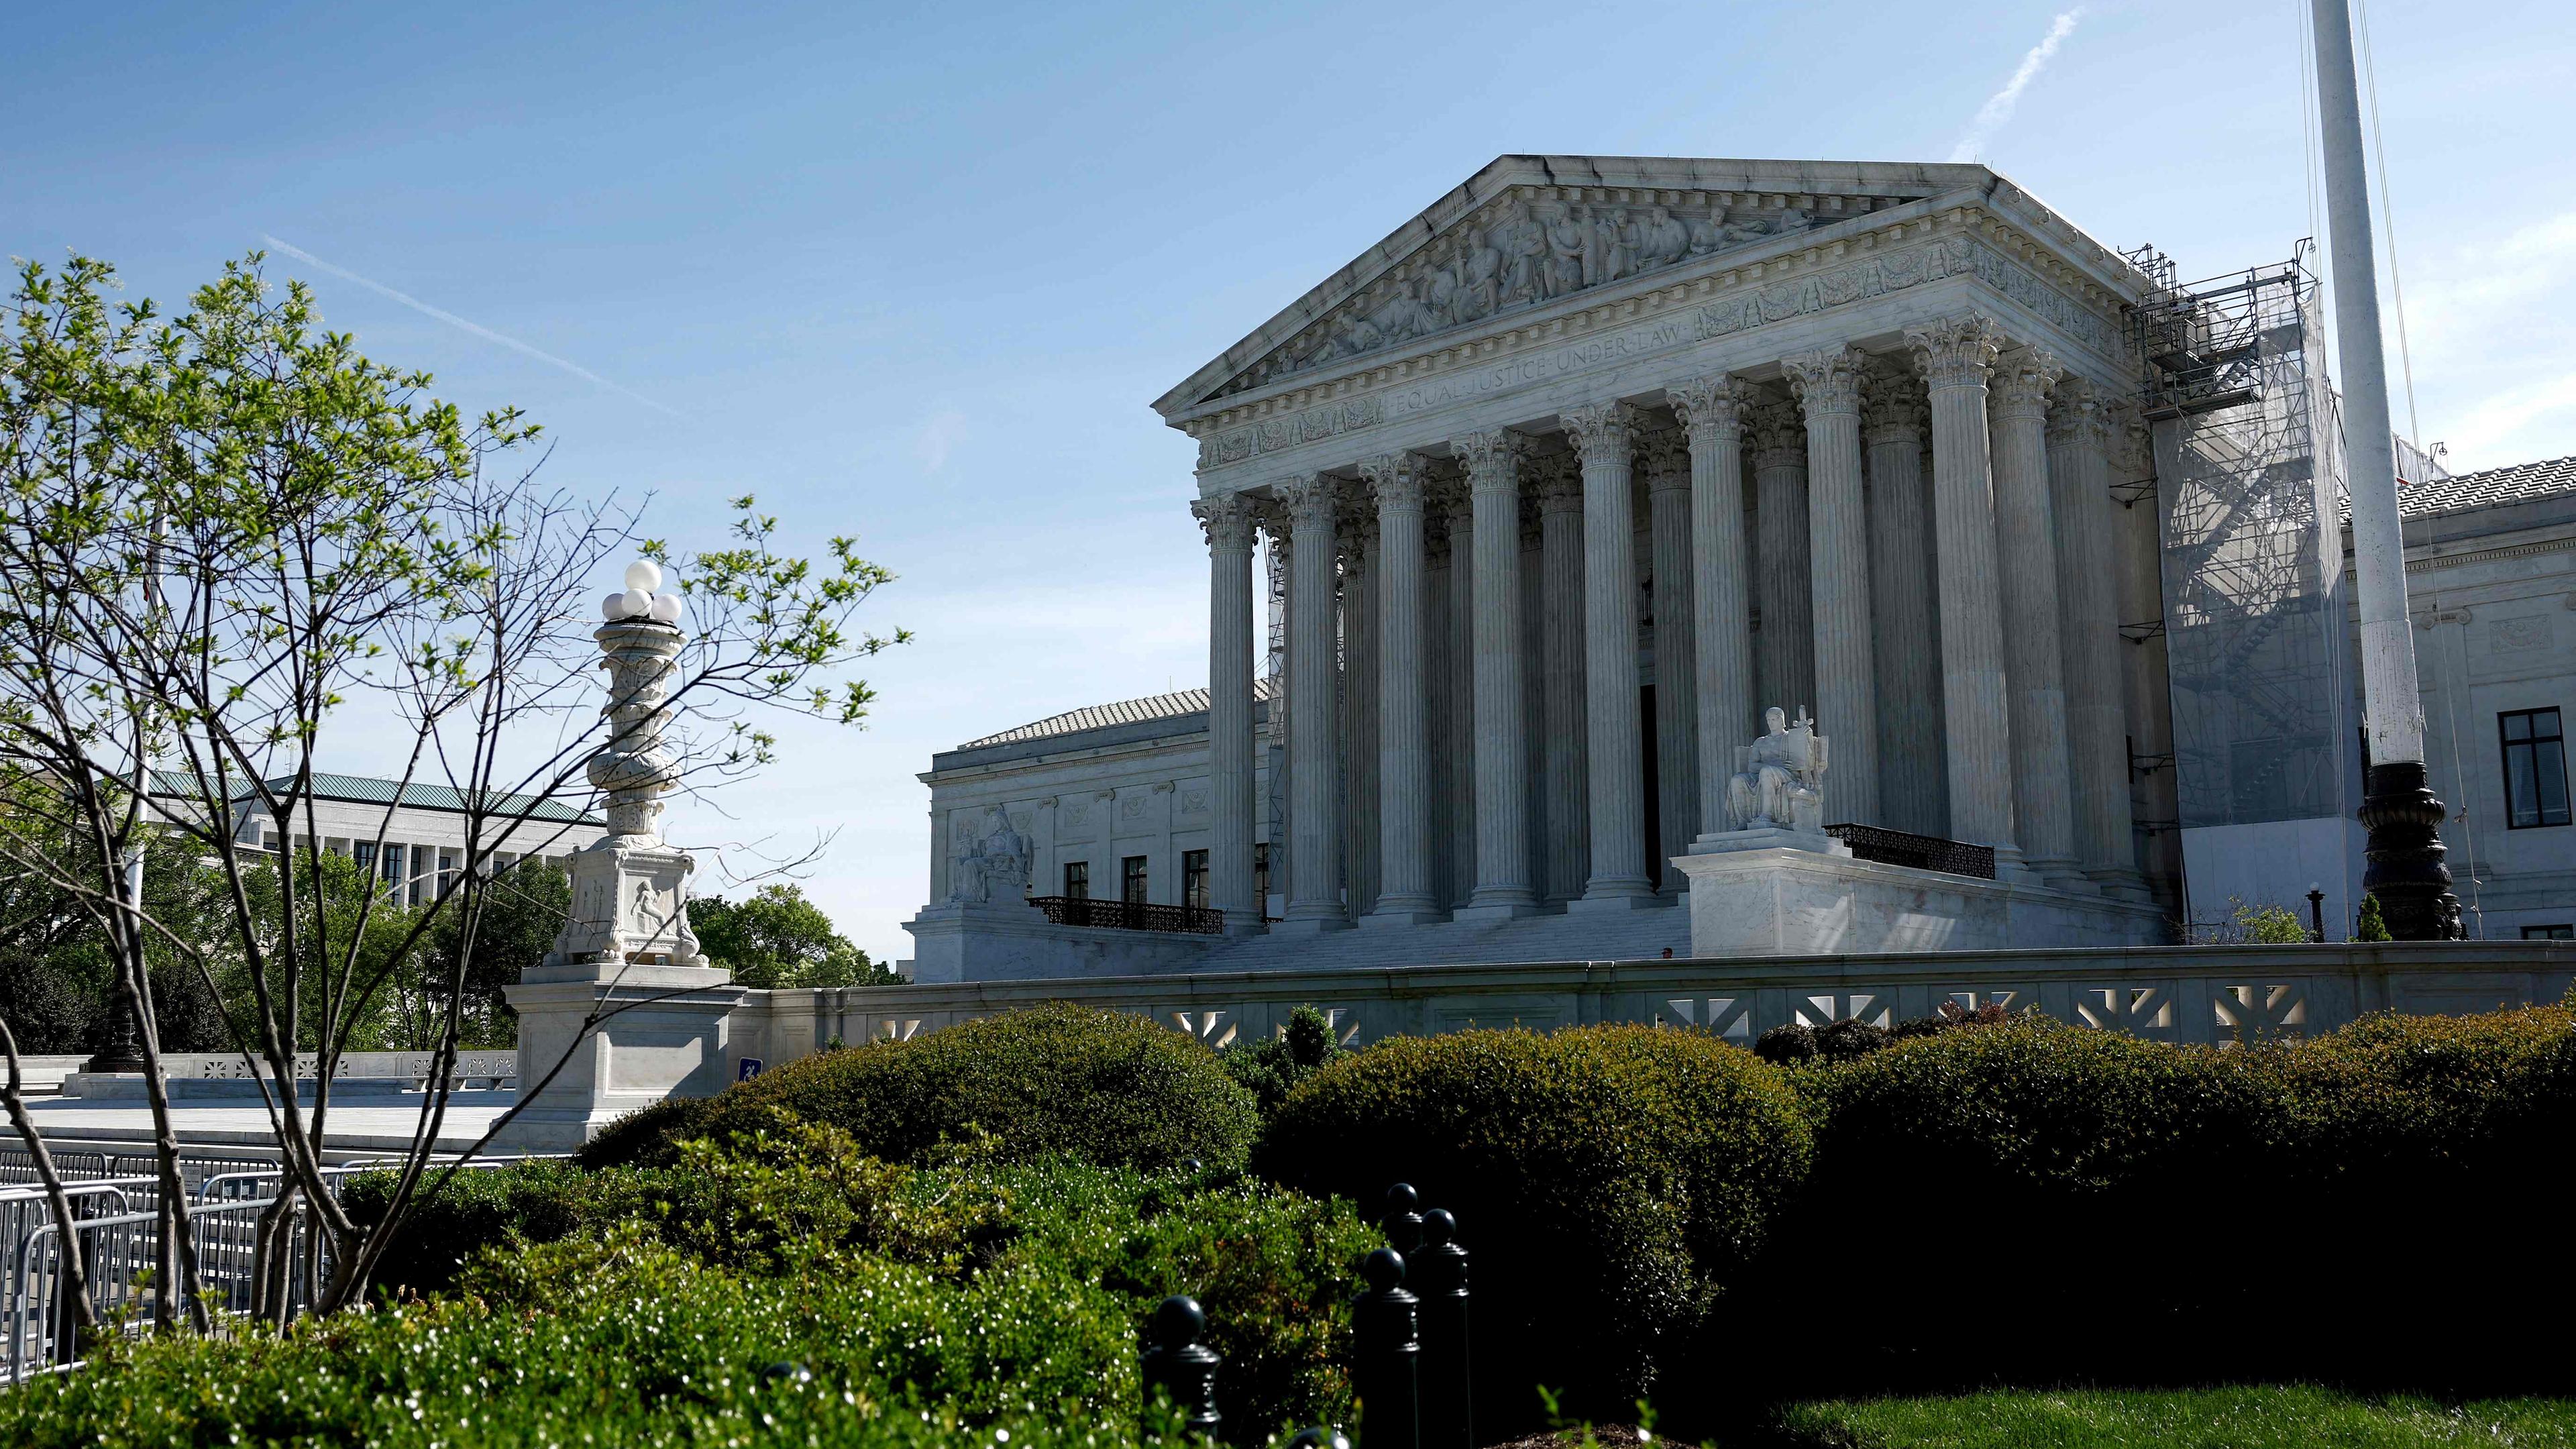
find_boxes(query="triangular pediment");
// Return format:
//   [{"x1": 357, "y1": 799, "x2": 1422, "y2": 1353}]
[{"x1": 1155, "y1": 156, "x2": 1997, "y2": 419}]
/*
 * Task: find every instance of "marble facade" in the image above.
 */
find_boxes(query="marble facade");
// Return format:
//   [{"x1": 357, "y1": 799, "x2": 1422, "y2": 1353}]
[{"x1": 1160, "y1": 157, "x2": 2165, "y2": 945}]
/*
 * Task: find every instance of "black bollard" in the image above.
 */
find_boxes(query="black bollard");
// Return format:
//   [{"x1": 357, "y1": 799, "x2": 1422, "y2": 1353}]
[
  {"x1": 1383, "y1": 1182, "x2": 1424, "y2": 1254},
  {"x1": 1140, "y1": 1295, "x2": 1222, "y2": 1439},
  {"x1": 1352, "y1": 1248, "x2": 1421, "y2": 1449},
  {"x1": 1411, "y1": 1210, "x2": 1472, "y2": 1449}
]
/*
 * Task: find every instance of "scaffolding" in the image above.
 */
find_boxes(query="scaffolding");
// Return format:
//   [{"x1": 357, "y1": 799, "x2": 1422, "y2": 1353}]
[{"x1": 2126, "y1": 241, "x2": 2361, "y2": 833}]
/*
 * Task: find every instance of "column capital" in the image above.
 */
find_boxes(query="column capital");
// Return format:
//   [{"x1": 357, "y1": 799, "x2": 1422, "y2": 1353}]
[
  {"x1": 1251, "y1": 495, "x2": 1289, "y2": 551},
  {"x1": 1532, "y1": 451, "x2": 1585, "y2": 514},
  {"x1": 1904, "y1": 314, "x2": 2006, "y2": 390},
  {"x1": 2045, "y1": 374, "x2": 2102, "y2": 444},
  {"x1": 1454, "y1": 429, "x2": 1529, "y2": 497},
  {"x1": 1638, "y1": 423, "x2": 1691, "y2": 494},
  {"x1": 1668, "y1": 375, "x2": 1758, "y2": 439},
  {"x1": 1358, "y1": 453, "x2": 1425, "y2": 512},
  {"x1": 1746, "y1": 396, "x2": 1807, "y2": 470},
  {"x1": 1190, "y1": 492, "x2": 1258, "y2": 551},
  {"x1": 1990, "y1": 347, "x2": 2065, "y2": 421},
  {"x1": 1560, "y1": 401, "x2": 1640, "y2": 464},
  {"x1": 1780, "y1": 345, "x2": 1867, "y2": 419},
  {"x1": 2100, "y1": 396, "x2": 2155, "y2": 480},
  {"x1": 1276, "y1": 474, "x2": 1339, "y2": 533},
  {"x1": 1860, "y1": 363, "x2": 1927, "y2": 447}
]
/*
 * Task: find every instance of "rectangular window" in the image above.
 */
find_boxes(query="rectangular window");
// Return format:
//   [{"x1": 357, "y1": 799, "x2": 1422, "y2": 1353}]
[
  {"x1": 2502, "y1": 708, "x2": 2571, "y2": 828},
  {"x1": 1062, "y1": 860, "x2": 1089, "y2": 900},
  {"x1": 1183, "y1": 849, "x2": 1210, "y2": 911},
  {"x1": 1122, "y1": 855, "x2": 1149, "y2": 906},
  {"x1": 2524, "y1": 924, "x2": 2573, "y2": 940},
  {"x1": 1253, "y1": 843, "x2": 1271, "y2": 906},
  {"x1": 352, "y1": 841, "x2": 376, "y2": 872}
]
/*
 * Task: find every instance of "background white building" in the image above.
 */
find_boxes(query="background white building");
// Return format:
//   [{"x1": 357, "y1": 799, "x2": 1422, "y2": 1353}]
[{"x1": 154, "y1": 771, "x2": 605, "y2": 906}]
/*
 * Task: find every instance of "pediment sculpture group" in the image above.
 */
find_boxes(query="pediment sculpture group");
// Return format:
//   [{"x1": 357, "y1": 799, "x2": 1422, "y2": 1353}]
[{"x1": 1259, "y1": 201, "x2": 1825, "y2": 384}]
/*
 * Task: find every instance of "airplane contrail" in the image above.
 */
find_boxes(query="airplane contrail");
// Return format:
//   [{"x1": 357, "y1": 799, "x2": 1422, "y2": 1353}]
[
  {"x1": 1949, "y1": 10, "x2": 2083, "y2": 164},
  {"x1": 258, "y1": 234, "x2": 687, "y2": 421}
]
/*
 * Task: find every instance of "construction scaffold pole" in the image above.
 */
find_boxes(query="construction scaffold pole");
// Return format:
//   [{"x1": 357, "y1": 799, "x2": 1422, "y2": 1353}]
[{"x1": 2310, "y1": 0, "x2": 2461, "y2": 938}]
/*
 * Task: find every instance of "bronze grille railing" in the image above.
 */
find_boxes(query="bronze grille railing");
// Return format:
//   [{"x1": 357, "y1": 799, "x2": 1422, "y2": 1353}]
[
  {"x1": 1825, "y1": 823, "x2": 1998, "y2": 880},
  {"x1": 1028, "y1": 896, "x2": 1226, "y2": 934}
]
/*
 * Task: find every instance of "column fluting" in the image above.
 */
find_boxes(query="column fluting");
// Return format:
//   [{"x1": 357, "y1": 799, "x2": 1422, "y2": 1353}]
[
  {"x1": 1749, "y1": 397, "x2": 1816, "y2": 720},
  {"x1": 1341, "y1": 510, "x2": 1382, "y2": 917},
  {"x1": 1278, "y1": 474, "x2": 1348, "y2": 928},
  {"x1": 1642, "y1": 424, "x2": 1697, "y2": 888},
  {"x1": 1562, "y1": 402, "x2": 1654, "y2": 905},
  {"x1": 1441, "y1": 474, "x2": 1477, "y2": 910},
  {"x1": 1536, "y1": 455, "x2": 1591, "y2": 904},
  {"x1": 1989, "y1": 347, "x2": 2085, "y2": 889},
  {"x1": 1782, "y1": 345, "x2": 1881, "y2": 826},
  {"x1": 1861, "y1": 366, "x2": 1949, "y2": 839},
  {"x1": 1361, "y1": 455, "x2": 1442, "y2": 922},
  {"x1": 1669, "y1": 376, "x2": 1757, "y2": 841},
  {"x1": 1191, "y1": 494, "x2": 1259, "y2": 928},
  {"x1": 1458, "y1": 429, "x2": 1538, "y2": 916},
  {"x1": 2047, "y1": 381, "x2": 2146, "y2": 898},
  {"x1": 1905, "y1": 317, "x2": 2023, "y2": 864}
]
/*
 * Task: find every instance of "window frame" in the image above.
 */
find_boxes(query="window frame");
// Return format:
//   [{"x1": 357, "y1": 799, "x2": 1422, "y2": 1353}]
[
  {"x1": 2522, "y1": 924, "x2": 2573, "y2": 941},
  {"x1": 1121, "y1": 855, "x2": 1149, "y2": 906},
  {"x1": 1062, "y1": 859, "x2": 1089, "y2": 900},
  {"x1": 1182, "y1": 849, "x2": 1210, "y2": 911},
  {"x1": 2500, "y1": 706, "x2": 2572, "y2": 830}
]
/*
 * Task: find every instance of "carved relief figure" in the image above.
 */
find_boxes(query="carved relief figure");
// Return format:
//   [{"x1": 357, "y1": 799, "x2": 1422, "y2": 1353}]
[
  {"x1": 1725, "y1": 706, "x2": 1831, "y2": 833},
  {"x1": 947, "y1": 802, "x2": 1034, "y2": 908},
  {"x1": 1544, "y1": 205, "x2": 1586, "y2": 298}
]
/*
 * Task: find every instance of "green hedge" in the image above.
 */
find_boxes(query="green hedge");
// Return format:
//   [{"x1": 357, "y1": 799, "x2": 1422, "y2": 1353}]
[
  {"x1": 348, "y1": 1114, "x2": 1371, "y2": 1439},
  {"x1": 1256, "y1": 1024, "x2": 1813, "y2": 1429},
  {"x1": 580, "y1": 1002, "x2": 1259, "y2": 1173}
]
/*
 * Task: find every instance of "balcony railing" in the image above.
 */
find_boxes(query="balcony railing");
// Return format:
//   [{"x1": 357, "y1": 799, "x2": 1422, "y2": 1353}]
[
  {"x1": 1825, "y1": 823, "x2": 1998, "y2": 880},
  {"x1": 1029, "y1": 896, "x2": 1226, "y2": 934}
]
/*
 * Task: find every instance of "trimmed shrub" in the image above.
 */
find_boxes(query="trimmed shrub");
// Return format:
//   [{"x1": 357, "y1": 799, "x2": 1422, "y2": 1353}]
[
  {"x1": 1256, "y1": 1024, "x2": 1813, "y2": 1429},
  {"x1": 596, "y1": 1002, "x2": 1260, "y2": 1172},
  {"x1": 1220, "y1": 1004, "x2": 1348, "y2": 1115},
  {"x1": 574, "y1": 1091, "x2": 716, "y2": 1169}
]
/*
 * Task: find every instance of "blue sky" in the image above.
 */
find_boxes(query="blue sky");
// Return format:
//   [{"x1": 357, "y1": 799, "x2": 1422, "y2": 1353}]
[{"x1": 10, "y1": 0, "x2": 2571, "y2": 961}]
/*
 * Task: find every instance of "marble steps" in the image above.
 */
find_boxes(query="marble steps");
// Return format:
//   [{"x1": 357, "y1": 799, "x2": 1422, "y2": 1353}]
[{"x1": 1191, "y1": 898, "x2": 1691, "y2": 973}]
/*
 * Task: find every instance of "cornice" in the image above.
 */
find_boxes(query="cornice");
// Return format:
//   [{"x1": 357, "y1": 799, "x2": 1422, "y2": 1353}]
[{"x1": 1185, "y1": 201, "x2": 2139, "y2": 478}]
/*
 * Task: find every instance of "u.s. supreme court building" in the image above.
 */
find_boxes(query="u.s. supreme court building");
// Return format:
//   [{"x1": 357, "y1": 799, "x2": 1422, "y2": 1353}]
[{"x1": 904, "y1": 155, "x2": 2576, "y2": 981}]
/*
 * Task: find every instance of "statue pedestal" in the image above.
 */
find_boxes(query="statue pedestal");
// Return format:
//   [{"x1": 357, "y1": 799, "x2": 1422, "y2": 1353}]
[
  {"x1": 1689, "y1": 824, "x2": 1852, "y2": 858},
  {"x1": 498, "y1": 961, "x2": 745, "y2": 1150},
  {"x1": 1671, "y1": 846, "x2": 2162, "y2": 957}
]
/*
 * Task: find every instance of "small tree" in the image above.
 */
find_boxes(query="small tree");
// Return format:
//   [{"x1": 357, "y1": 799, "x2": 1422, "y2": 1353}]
[
  {"x1": 0, "y1": 252, "x2": 904, "y2": 1324},
  {"x1": 685, "y1": 882, "x2": 892, "y2": 988},
  {"x1": 2357, "y1": 894, "x2": 2394, "y2": 942}
]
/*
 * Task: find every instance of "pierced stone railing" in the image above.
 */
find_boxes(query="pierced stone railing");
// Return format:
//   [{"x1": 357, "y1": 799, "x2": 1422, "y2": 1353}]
[
  {"x1": 1028, "y1": 896, "x2": 1226, "y2": 935},
  {"x1": 734, "y1": 942, "x2": 2575, "y2": 1064}
]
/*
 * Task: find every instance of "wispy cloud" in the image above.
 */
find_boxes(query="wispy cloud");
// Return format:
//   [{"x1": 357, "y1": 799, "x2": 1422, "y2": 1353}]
[
  {"x1": 1949, "y1": 10, "x2": 2083, "y2": 164},
  {"x1": 257, "y1": 234, "x2": 686, "y2": 420}
]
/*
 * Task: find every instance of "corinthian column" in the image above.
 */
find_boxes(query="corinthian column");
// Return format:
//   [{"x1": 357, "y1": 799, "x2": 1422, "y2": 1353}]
[
  {"x1": 1536, "y1": 455, "x2": 1590, "y2": 904},
  {"x1": 1862, "y1": 366, "x2": 1947, "y2": 839},
  {"x1": 1669, "y1": 376, "x2": 1757, "y2": 841},
  {"x1": 1642, "y1": 425, "x2": 1697, "y2": 888},
  {"x1": 1748, "y1": 398, "x2": 1815, "y2": 720},
  {"x1": 2048, "y1": 382, "x2": 2147, "y2": 898},
  {"x1": 1191, "y1": 493, "x2": 1260, "y2": 930},
  {"x1": 1454, "y1": 430, "x2": 1538, "y2": 917},
  {"x1": 1989, "y1": 347, "x2": 2085, "y2": 890},
  {"x1": 1440, "y1": 474, "x2": 1477, "y2": 909},
  {"x1": 1277, "y1": 475, "x2": 1348, "y2": 930},
  {"x1": 1340, "y1": 508, "x2": 1381, "y2": 917},
  {"x1": 1782, "y1": 345, "x2": 1880, "y2": 826},
  {"x1": 1561, "y1": 402, "x2": 1654, "y2": 906},
  {"x1": 1905, "y1": 317, "x2": 2024, "y2": 869},
  {"x1": 1361, "y1": 454, "x2": 1442, "y2": 925}
]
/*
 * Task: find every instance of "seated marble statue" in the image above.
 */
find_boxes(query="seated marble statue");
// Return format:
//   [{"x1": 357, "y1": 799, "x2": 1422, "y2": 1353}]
[
  {"x1": 947, "y1": 803, "x2": 1034, "y2": 906},
  {"x1": 1724, "y1": 706, "x2": 1829, "y2": 835}
]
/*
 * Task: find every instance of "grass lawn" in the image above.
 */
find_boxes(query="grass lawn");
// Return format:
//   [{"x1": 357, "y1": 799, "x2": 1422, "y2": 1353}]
[{"x1": 1764, "y1": 1387, "x2": 2576, "y2": 1448}]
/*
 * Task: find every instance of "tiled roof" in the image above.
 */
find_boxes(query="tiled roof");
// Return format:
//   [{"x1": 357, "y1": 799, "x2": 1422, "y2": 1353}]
[
  {"x1": 2397, "y1": 454, "x2": 2576, "y2": 521},
  {"x1": 959, "y1": 679, "x2": 1278, "y2": 750},
  {"x1": 150, "y1": 769, "x2": 601, "y2": 825}
]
